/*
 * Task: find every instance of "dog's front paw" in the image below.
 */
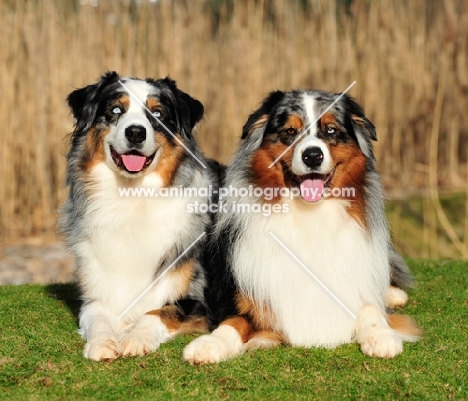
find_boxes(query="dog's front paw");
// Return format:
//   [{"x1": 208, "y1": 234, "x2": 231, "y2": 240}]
[
  {"x1": 118, "y1": 315, "x2": 170, "y2": 357},
  {"x1": 120, "y1": 330, "x2": 161, "y2": 357},
  {"x1": 360, "y1": 328, "x2": 403, "y2": 359},
  {"x1": 84, "y1": 337, "x2": 121, "y2": 361}
]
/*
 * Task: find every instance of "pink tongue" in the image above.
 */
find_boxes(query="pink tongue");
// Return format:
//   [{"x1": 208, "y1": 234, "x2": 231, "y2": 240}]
[
  {"x1": 300, "y1": 179, "x2": 324, "y2": 202},
  {"x1": 121, "y1": 154, "x2": 147, "y2": 172}
]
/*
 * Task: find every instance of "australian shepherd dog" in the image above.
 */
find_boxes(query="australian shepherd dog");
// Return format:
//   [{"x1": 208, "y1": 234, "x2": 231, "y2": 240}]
[
  {"x1": 183, "y1": 89, "x2": 421, "y2": 364},
  {"x1": 60, "y1": 71, "x2": 220, "y2": 361}
]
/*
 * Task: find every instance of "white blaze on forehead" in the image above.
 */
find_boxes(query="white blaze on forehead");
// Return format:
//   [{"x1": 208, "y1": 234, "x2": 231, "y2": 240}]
[
  {"x1": 291, "y1": 92, "x2": 333, "y2": 175},
  {"x1": 121, "y1": 78, "x2": 155, "y2": 113},
  {"x1": 302, "y1": 93, "x2": 317, "y2": 135}
]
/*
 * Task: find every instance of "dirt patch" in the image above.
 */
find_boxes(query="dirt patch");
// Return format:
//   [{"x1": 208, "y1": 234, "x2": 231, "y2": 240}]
[{"x1": 0, "y1": 241, "x2": 75, "y2": 285}]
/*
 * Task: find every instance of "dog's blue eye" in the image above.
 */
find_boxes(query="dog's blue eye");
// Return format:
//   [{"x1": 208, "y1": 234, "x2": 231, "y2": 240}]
[
  {"x1": 112, "y1": 107, "x2": 122, "y2": 115},
  {"x1": 152, "y1": 111, "x2": 161, "y2": 118},
  {"x1": 326, "y1": 127, "x2": 336, "y2": 135}
]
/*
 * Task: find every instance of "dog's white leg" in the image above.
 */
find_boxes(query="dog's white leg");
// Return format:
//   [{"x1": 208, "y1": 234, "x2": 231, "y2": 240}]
[
  {"x1": 119, "y1": 314, "x2": 173, "y2": 357},
  {"x1": 183, "y1": 319, "x2": 246, "y2": 365},
  {"x1": 80, "y1": 303, "x2": 121, "y2": 361},
  {"x1": 355, "y1": 304, "x2": 403, "y2": 359}
]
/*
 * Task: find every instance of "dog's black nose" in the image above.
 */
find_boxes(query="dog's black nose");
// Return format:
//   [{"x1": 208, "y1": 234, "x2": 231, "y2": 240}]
[
  {"x1": 302, "y1": 147, "x2": 324, "y2": 168},
  {"x1": 125, "y1": 125, "x2": 146, "y2": 144}
]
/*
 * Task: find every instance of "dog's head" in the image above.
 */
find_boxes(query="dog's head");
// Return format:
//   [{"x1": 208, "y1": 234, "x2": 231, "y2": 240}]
[
  {"x1": 241, "y1": 90, "x2": 376, "y2": 204},
  {"x1": 67, "y1": 71, "x2": 204, "y2": 181}
]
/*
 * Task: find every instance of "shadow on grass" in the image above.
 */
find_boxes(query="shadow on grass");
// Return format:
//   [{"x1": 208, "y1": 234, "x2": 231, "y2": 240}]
[{"x1": 45, "y1": 282, "x2": 81, "y2": 322}]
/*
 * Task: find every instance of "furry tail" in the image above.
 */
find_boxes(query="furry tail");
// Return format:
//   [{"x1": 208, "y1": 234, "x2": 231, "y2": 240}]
[{"x1": 387, "y1": 314, "x2": 423, "y2": 342}]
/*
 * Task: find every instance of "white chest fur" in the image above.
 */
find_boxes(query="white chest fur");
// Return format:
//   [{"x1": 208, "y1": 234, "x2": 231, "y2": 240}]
[
  {"x1": 76, "y1": 163, "x2": 207, "y2": 322},
  {"x1": 232, "y1": 199, "x2": 389, "y2": 347}
]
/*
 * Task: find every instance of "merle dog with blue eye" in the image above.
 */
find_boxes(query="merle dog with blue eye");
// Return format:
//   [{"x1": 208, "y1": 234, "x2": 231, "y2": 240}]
[{"x1": 60, "y1": 71, "x2": 222, "y2": 361}]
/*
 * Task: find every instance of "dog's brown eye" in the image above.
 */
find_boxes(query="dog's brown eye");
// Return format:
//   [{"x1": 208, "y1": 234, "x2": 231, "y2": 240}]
[{"x1": 285, "y1": 128, "x2": 297, "y2": 135}]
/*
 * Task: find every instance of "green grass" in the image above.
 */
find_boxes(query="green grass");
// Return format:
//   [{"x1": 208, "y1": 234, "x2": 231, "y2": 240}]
[{"x1": 0, "y1": 261, "x2": 467, "y2": 400}]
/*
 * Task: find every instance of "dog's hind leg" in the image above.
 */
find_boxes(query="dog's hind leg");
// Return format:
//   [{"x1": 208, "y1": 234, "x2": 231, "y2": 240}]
[
  {"x1": 120, "y1": 304, "x2": 208, "y2": 358},
  {"x1": 244, "y1": 330, "x2": 285, "y2": 351},
  {"x1": 387, "y1": 244, "x2": 413, "y2": 308},
  {"x1": 386, "y1": 285, "x2": 409, "y2": 309}
]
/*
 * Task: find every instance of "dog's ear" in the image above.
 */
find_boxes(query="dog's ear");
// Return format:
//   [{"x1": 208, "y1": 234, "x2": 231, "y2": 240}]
[
  {"x1": 241, "y1": 91, "x2": 285, "y2": 139},
  {"x1": 177, "y1": 90, "x2": 204, "y2": 134},
  {"x1": 67, "y1": 71, "x2": 120, "y2": 133},
  {"x1": 162, "y1": 77, "x2": 204, "y2": 141},
  {"x1": 344, "y1": 95, "x2": 376, "y2": 158}
]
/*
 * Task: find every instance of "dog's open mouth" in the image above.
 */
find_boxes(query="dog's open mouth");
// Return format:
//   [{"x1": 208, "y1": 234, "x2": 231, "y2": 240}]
[
  {"x1": 110, "y1": 147, "x2": 156, "y2": 173},
  {"x1": 292, "y1": 170, "x2": 335, "y2": 202}
]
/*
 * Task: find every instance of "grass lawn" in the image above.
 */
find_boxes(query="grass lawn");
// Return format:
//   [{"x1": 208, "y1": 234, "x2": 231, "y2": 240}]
[{"x1": 0, "y1": 260, "x2": 466, "y2": 400}]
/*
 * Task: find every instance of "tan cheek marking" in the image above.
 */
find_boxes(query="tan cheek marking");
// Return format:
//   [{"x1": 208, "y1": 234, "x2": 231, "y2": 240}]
[
  {"x1": 153, "y1": 134, "x2": 185, "y2": 186},
  {"x1": 328, "y1": 142, "x2": 367, "y2": 226},
  {"x1": 80, "y1": 127, "x2": 109, "y2": 172},
  {"x1": 251, "y1": 143, "x2": 295, "y2": 203}
]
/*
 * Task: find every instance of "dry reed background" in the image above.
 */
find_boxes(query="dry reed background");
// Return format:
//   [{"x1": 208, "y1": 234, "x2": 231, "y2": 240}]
[{"x1": 0, "y1": 0, "x2": 467, "y2": 259}]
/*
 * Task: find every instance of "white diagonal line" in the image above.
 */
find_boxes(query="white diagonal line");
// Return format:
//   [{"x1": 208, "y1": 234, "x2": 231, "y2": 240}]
[
  {"x1": 268, "y1": 81, "x2": 356, "y2": 168},
  {"x1": 118, "y1": 80, "x2": 207, "y2": 169},
  {"x1": 268, "y1": 231, "x2": 357, "y2": 320},
  {"x1": 117, "y1": 231, "x2": 206, "y2": 320}
]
